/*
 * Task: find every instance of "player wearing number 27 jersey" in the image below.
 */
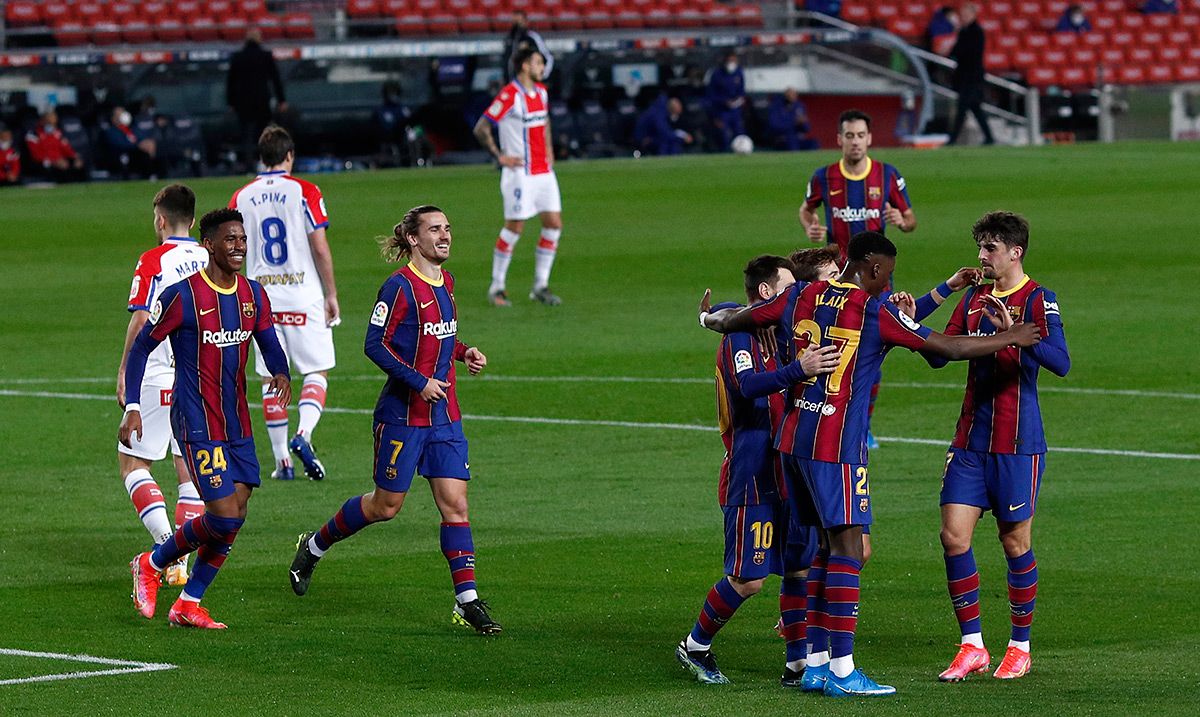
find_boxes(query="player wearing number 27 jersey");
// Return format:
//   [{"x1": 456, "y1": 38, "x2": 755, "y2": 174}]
[{"x1": 230, "y1": 125, "x2": 338, "y2": 481}]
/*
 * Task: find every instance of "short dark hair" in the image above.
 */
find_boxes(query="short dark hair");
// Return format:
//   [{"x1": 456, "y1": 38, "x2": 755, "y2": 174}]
[
  {"x1": 380, "y1": 204, "x2": 444, "y2": 262},
  {"x1": 847, "y1": 231, "x2": 896, "y2": 263},
  {"x1": 258, "y1": 124, "x2": 294, "y2": 167},
  {"x1": 837, "y1": 109, "x2": 872, "y2": 132},
  {"x1": 152, "y1": 184, "x2": 195, "y2": 226},
  {"x1": 788, "y1": 245, "x2": 841, "y2": 282},
  {"x1": 512, "y1": 46, "x2": 544, "y2": 74},
  {"x1": 199, "y1": 208, "x2": 245, "y2": 240},
  {"x1": 972, "y1": 210, "x2": 1029, "y2": 256},
  {"x1": 743, "y1": 255, "x2": 795, "y2": 301}
]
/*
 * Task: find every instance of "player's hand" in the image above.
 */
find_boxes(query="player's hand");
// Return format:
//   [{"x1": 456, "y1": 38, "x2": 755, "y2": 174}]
[
  {"x1": 498, "y1": 155, "x2": 524, "y2": 168},
  {"x1": 464, "y1": 347, "x2": 487, "y2": 375},
  {"x1": 325, "y1": 295, "x2": 341, "y2": 328},
  {"x1": 1005, "y1": 321, "x2": 1041, "y2": 347},
  {"x1": 756, "y1": 328, "x2": 778, "y2": 361},
  {"x1": 889, "y1": 291, "x2": 917, "y2": 318},
  {"x1": 698, "y1": 288, "x2": 713, "y2": 328},
  {"x1": 981, "y1": 294, "x2": 1013, "y2": 331},
  {"x1": 947, "y1": 266, "x2": 983, "y2": 291},
  {"x1": 798, "y1": 344, "x2": 842, "y2": 377},
  {"x1": 116, "y1": 373, "x2": 126, "y2": 408},
  {"x1": 804, "y1": 222, "x2": 826, "y2": 242},
  {"x1": 267, "y1": 374, "x2": 292, "y2": 408},
  {"x1": 420, "y1": 378, "x2": 451, "y2": 403},
  {"x1": 118, "y1": 410, "x2": 143, "y2": 448},
  {"x1": 884, "y1": 202, "x2": 905, "y2": 229}
]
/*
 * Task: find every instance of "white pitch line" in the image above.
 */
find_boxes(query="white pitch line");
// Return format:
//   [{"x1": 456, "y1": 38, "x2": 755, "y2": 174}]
[
  {"x1": 3, "y1": 375, "x2": 1196, "y2": 400},
  {"x1": 0, "y1": 647, "x2": 176, "y2": 686},
  {"x1": 1, "y1": 388, "x2": 1196, "y2": 462}
]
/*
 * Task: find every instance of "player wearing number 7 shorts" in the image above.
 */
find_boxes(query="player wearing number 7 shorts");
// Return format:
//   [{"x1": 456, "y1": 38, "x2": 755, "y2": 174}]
[
  {"x1": 700, "y1": 231, "x2": 1043, "y2": 697},
  {"x1": 230, "y1": 125, "x2": 338, "y2": 482}
]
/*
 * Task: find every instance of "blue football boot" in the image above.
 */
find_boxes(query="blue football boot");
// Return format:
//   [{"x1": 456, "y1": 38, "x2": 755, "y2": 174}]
[
  {"x1": 289, "y1": 435, "x2": 326, "y2": 481},
  {"x1": 675, "y1": 640, "x2": 730, "y2": 685},
  {"x1": 800, "y1": 662, "x2": 829, "y2": 692},
  {"x1": 822, "y1": 668, "x2": 896, "y2": 697}
]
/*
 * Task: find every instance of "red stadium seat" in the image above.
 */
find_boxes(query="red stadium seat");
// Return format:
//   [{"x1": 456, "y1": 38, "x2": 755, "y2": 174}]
[
  {"x1": 154, "y1": 19, "x2": 188, "y2": 43},
  {"x1": 122, "y1": 20, "x2": 156, "y2": 44},
  {"x1": 984, "y1": 50, "x2": 1010, "y2": 71},
  {"x1": 382, "y1": 0, "x2": 410, "y2": 15},
  {"x1": 1069, "y1": 47, "x2": 1097, "y2": 66},
  {"x1": 1158, "y1": 45, "x2": 1183, "y2": 62},
  {"x1": 703, "y1": 3, "x2": 732, "y2": 26},
  {"x1": 1186, "y1": 46, "x2": 1200, "y2": 63},
  {"x1": 459, "y1": 14, "x2": 491, "y2": 32},
  {"x1": 347, "y1": 0, "x2": 383, "y2": 18},
  {"x1": 283, "y1": 12, "x2": 317, "y2": 39},
  {"x1": 1015, "y1": 1, "x2": 1040, "y2": 17},
  {"x1": 53, "y1": 21, "x2": 89, "y2": 46},
  {"x1": 887, "y1": 17, "x2": 920, "y2": 38},
  {"x1": 426, "y1": 13, "x2": 459, "y2": 34},
  {"x1": 395, "y1": 13, "x2": 428, "y2": 35},
  {"x1": 142, "y1": 2, "x2": 168, "y2": 21},
  {"x1": 842, "y1": 5, "x2": 871, "y2": 24},
  {"x1": 1041, "y1": 48, "x2": 1067, "y2": 67},
  {"x1": 1139, "y1": 30, "x2": 1164, "y2": 45},
  {"x1": 671, "y1": 6, "x2": 702, "y2": 29},
  {"x1": 1099, "y1": 0, "x2": 1124, "y2": 11},
  {"x1": 1060, "y1": 66, "x2": 1089, "y2": 86},
  {"x1": 734, "y1": 4, "x2": 763, "y2": 27},
  {"x1": 175, "y1": 1, "x2": 203, "y2": 23},
  {"x1": 1180, "y1": 13, "x2": 1200, "y2": 28},
  {"x1": 1176, "y1": 65, "x2": 1200, "y2": 82},
  {"x1": 1146, "y1": 13, "x2": 1174, "y2": 29},
  {"x1": 1011, "y1": 49, "x2": 1038, "y2": 68},
  {"x1": 873, "y1": 4, "x2": 899, "y2": 22},
  {"x1": 1147, "y1": 65, "x2": 1173, "y2": 83},
  {"x1": 554, "y1": 11, "x2": 585, "y2": 31},
  {"x1": 979, "y1": 17, "x2": 1002, "y2": 34},
  {"x1": 1107, "y1": 30, "x2": 1134, "y2": 46},
  {"x1": 206, "y1": 0, "x2": 234, "y2": 22},
  {"x1": 1119, "y1": 13, "x2": 1145, "y2": 30},
  {"x1": 1167, "y1": 29, "x2": 1191, "y2": 45},
  {"x1": 257, "y1": 16, "x2": 285, "y2": 40},
  {"x1": 221, "y1": 17, "x2": 250, "y2": 42},
  {"x1": 996, "y1": 34, "x2": 1021, "y2": 51},
  {"x1": 189, "y1": 17, "x2": 221, "y2": 42},
  {"x1": 240, "y1": 0, "x2": 270, "y2": 22},
  {"x1": 42, "y1": 2, "x2": 74, "y2": 26},
  {"x1": 5, "y1": 1, "x2": 42, "y2": 29},
  {"x1": 1024, "y1": 33, "x2": 1049, "y2": 49},
  {"x1": 1092, "y1": 15, "x2": 1117, "y2": 31},
  {"x1": 75, "y1": 2, "x2": 106, "y2": 25},
  {"x1": 1027, "y1": 67, "x2": 1057, "y2": 87},
  {"x1": 1006, "y1": 17, "x2": 1032, "y2": 33},
  {"x1": 109, "y1": 1, "x2": 137, "y2": 24},
  {"x1": 1099, "y1": 47, "x2": 1125, "y2": 65},
  {"x1": 91, "y1": 22, "x2": 122, "y2": 45},
  {"x1": 583, "y1": 9, "x2": 614, "y2": 29},
  {"x1": 990, "y1": 1, "x2": 1013, "y2": 15},
  {"x1": 1051, "y1": 32, "x2": 1078, "y2": 48},
  {"x1": 1127, "y1": 46, "x2": 1154, "y2": 63},
  {"x1": 1116, "y1": 66, "x2": 1146, "y2": 84},
  {"x1": 1081, "y1": 31, "x2": 1106, "y2": 47}
]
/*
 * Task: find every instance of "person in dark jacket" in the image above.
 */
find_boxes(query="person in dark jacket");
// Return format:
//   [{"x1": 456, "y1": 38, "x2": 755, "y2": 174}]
[
  {"x1": 503, "y1": 11, "x2": 553, "y2": 79},
  {"x1": 706, "y1": 51, "x2": 748, "y2": 151},
  {"x1": 1054, "y1": 4, "x2": 1091, "y2": 33},
  {"x1": 948, "y1": 3, "x2": 994, "y2": 145},
  {"x1": 634, "y1": 95, "x2": 694, "y2": 156},
  {"x1": 767, "y1": 89, "x2": 819, "y2": 151},
  {"x1": 227, "y1": 28, "x2": 288, "y2": 171}
]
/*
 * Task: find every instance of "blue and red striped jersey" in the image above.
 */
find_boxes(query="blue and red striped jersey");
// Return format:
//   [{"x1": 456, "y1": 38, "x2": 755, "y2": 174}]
[
  {"x1": 750, "y1": 280, "x2": 932, "y2": 464},
  {"x1": 804, "y1": 158, "x2": 912, "y2": 263},
  {"x1": 715, "y1": 319, "x2": 789, "y2": 507},
  {"x1": 939, "y1": 275, "x2": 1070, "y2": 454},
  {"x1": 125, "y1": 271, "x2": 289, "y2": 442},
  {"x1": 365, "y1": 263, "x2": 470, "y2": 427}
]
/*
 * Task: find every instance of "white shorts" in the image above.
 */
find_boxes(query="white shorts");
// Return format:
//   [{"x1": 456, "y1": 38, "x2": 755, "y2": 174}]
[
  {"x1": 118, "y1": 382, "x2": 181, "y2": 461},
  {"x1": 254, "y1": 299, "x2": 337, "y2": 377},
  {"x1": 501, "y1": 169, "x2": 562, "y2": 221}
]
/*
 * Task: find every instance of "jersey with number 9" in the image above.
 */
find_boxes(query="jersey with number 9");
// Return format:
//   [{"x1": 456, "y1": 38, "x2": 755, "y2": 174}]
[{"x1": 230, "y1": 170, "x2": 330, "y2": 310}]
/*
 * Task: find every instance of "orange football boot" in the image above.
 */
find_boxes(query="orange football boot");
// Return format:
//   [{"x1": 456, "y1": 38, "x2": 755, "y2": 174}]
[
  {"x1": 131, "y1": 552, "x2": 161, "y2": 619},
  {"x1": 993, "y1": 646, "x2": 1031, "y2": 679},
  {"x1": 938, "y1": 643, "x2": 991, "y2": 682},
  {"x1": 167, "y1": 599, "x2": 228, "y2": 629}
]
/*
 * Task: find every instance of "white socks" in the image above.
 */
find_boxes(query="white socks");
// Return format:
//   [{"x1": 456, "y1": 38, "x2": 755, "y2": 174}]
[{"x1": 533, "y1": 228, "x2": 561, "y2": 290}]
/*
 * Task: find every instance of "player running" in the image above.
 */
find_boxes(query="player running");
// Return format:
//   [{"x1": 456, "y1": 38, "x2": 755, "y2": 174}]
[
  {"x1": 473, "y1": 46, "x2": 564, "y2": 307},
  {"x1": 676, "y1": 255, "x2": 840, "y2": 685},
  {"x1": 933, "y1": 212, "x2": 1070, "y2": 682},
  {"x1": 699, "y1": 231, "x2": 1041, "y2": 697},
  {"x1": 117, "y1": 184, "x2": 208, "y2": 588},
  {"x1": 230, "y1": 125, "x2": 338, "y2": 481},
  {"x1": 121, "y1": 208, "x2": 291, "y2": 629},
  {"x1": 288, "y1": 205, "x2": 501, "y2": 635}
]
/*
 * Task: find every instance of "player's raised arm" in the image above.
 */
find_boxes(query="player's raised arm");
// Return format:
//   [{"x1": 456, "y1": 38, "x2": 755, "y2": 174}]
[
  {"x1": 1024, "y1": 288, "x2": 1071, "y2": 377},
  {"x1": 910, "y1": 266, "x2": 982, "y2": 322},
  {"x1": 923, "y1": 322, "x2": 1042, "y2": 361},
  {"x1": 699, "y1": 287, "x2": 789, "y2": 334}
]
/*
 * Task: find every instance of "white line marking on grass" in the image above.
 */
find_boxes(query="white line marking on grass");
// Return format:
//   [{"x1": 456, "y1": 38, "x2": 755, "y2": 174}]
[
  {"x1": 2, "y1": 389, "x2": 1196, "y2": 461},
  {"x1": 4, "y1": 375, "x2": 1197, "y2": 401},
  {"x1": 0, "y1": 648, "x2": 176, "y2": 686}
]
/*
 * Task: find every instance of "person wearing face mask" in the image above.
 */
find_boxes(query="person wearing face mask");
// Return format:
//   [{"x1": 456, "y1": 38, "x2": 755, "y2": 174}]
[
  {"x1": 706, "y1": 51, "x2": 748, "y2": 151},
  {"x1": 0, "y1": 128, "x2": 20, "y2": 185},
  {"x1": 24, "y1": 110, "x2": 84, "y2": 183},
  {"x1": 1054, "y1": 4, "x2": 1091, "y2": 33},
  {"x1": 103, "y1": 106, "x2": 165, "y2": 179}
]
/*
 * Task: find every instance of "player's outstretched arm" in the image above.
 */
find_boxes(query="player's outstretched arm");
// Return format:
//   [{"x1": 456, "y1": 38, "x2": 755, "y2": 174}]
[
  {"x1": 698, "y1": 289, "x2": 777, "y2": 334},
  {"x1": 923, "y1": 322, "x2": 1042, "y2": 361},
  {"x1": 911, "y1": 267, "x2": 982, "y2": 322}
]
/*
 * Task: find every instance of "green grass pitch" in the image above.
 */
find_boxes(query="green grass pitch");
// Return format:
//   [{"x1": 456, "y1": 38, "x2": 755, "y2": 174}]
[{"x1": 1, "y1": 141, "x2": 1198, "y2": 715}]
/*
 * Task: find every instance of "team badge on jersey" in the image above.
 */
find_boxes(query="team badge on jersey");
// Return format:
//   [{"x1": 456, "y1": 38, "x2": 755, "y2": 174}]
[
  {"x1": 1007, "y1": 305, "x2": 1023, "y2": 322},
  {"x1": 242, "y1": 301, "x2": 256, "y2": 318},
  {"x1": 868, "y1": 186, "x2": 882, "y2": 200},
  {"x1": 370, "y1": 301, "x2": 388, "y2": 327}
]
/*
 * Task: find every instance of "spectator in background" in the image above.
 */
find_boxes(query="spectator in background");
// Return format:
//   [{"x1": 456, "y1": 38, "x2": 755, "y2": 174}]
[
  {"x1": 635, "y1": 95, "x2": 694, "y2": 156},
  {"x1": 1139, "y1": 0, "x2": 1178, "y2": 14},
  {"x1": 0, "y1": 127, "x2": 20, "y2": 185},
  {"x1": 767, "y1": 88, "x2": 819, "y2": 151},
  {"x1": 104, "y1": 105, "x2": 164, "y2": 179},
  {"x1": 926, "y1": 5, "x2": 960, "y2": 55},
  {"x1": 227, "y1": 28, "x2": 288, "y2": 172},
  {"x1": 1055, "y1": 4, "x2": 1092, "y2": 33},
  {"x1": 804, "y1": 0, "x2": 842, "y2": 17},
  {"x1": 948, "y1": 3, "x2": 995, "y2": 145},
  {"x1": 504, "y1": 11, "x2": 553, "y2": 79},
  {"x1": 25, "y1": 109, "x2": 84, "y2": 182},
  {"x1": 706, "y1": 51, "x2": 747, "y2": 151},
  {"x1": 374, "y1": 80, "x2": 434, "y2": 167}
]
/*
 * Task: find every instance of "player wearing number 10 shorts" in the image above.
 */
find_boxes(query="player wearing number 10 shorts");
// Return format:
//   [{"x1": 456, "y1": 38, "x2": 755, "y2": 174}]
[{"x1": 231, "y1": 125, "x2": 339, "y2": 482}]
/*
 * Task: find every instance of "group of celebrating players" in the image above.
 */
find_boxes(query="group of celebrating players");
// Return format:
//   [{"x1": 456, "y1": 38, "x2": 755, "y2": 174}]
[
  {"x1": 682, "y1": 109, "x2": 1070, "y2": 696},
  {"x1": 109, "y1": 45, "x2": 1070, "y2": 700}
]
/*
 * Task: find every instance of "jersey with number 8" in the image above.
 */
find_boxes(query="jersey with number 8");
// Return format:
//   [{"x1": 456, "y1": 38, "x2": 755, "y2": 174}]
[
  {"x1": 750, "y1": 279, "x2": 932, "y2": 464},
  {"x1": 230, "y1": 170, "x2": 330, "y2": 310}
]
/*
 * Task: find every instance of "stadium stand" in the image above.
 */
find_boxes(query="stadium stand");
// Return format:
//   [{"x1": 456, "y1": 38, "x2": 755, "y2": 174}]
[{"x1": 835, "y1": 0, "x2": 1200, "y2": 87}]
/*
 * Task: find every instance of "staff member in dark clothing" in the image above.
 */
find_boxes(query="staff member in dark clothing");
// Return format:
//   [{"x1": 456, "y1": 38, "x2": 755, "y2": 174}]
[
  {"x1": 503, "y1": 11, "x2": 553, "y2": 79},
  {"x1": 948, "y1": 3, "x2": 994, "y2": 145},
  {"x1": 227, "y1": 28, "x2": 288, "y2": 171}
]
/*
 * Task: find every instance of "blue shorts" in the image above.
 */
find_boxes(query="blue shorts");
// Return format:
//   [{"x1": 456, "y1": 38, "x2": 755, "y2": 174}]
[
  {"x1": 792, "y1": 457, "x2": 872, "y2": 529},
  {"x1": 373, "y1": 421, "x2": 471, "y2": 493},
  {"x1": 723, "y1": 503, "x2": 785, "y2": 580},
  {"x1": 941, "y1": 447, "x2": 1044, "y2": 522},
  {"x1": 181, "y1": 438, "x2": 260, "y2": 502}
]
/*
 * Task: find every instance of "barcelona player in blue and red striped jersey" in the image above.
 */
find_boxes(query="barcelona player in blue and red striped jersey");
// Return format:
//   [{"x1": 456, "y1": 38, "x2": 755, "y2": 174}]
[
  {"x1": 933, "y1": 212, "x2": 1070, "y2": 683},
  {"x1": 676, "y1": 256, "x2": 840, "y2": 685},
  {"x1": 701, "y1": 232, "x2": 1041, "y2": 697},
  {"x1": 799, "y1": 110, "x2": 916, "y2": 265},
  {"x1": 120, "y1": 208, "x2": 292, "y2": 629},
  {"x1": 288, "y1": 205, "x2": 501, "y2": 635}
]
